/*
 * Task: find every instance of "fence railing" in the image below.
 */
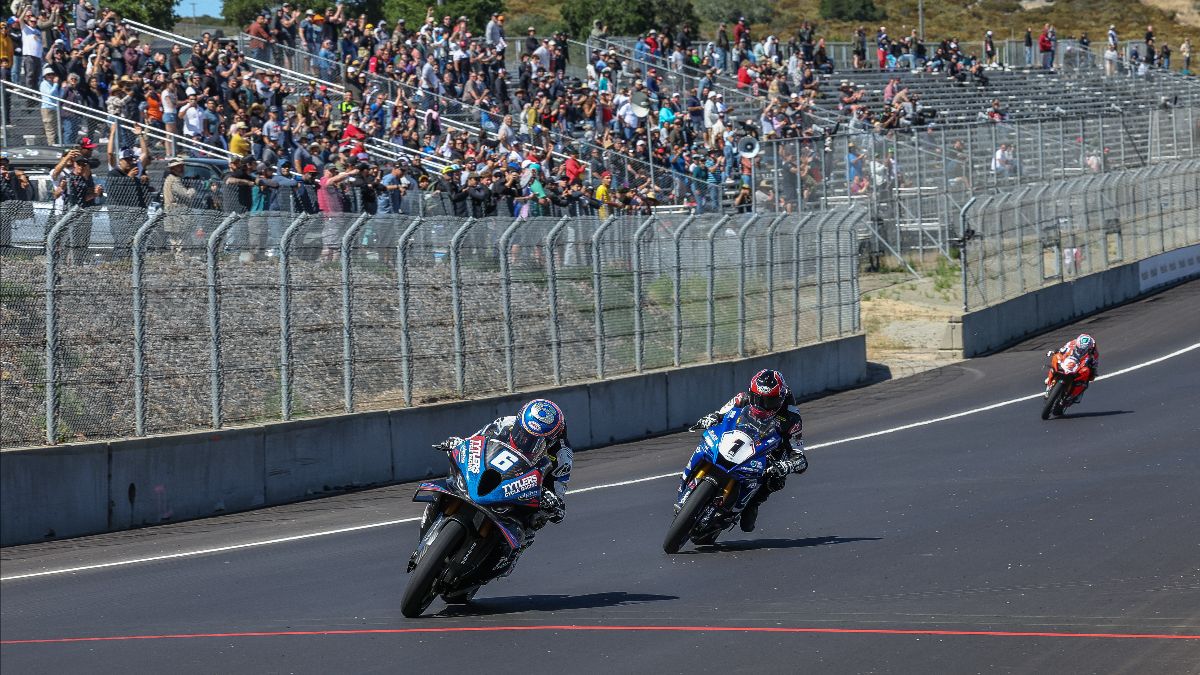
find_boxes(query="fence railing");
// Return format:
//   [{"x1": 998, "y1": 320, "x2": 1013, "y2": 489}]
[
  {"x1": 959, "y1": 159, "x2": 1200, "y2": 311},
  {"x1": 0, "y1": 205, "x2": 863, "y2": 447}
]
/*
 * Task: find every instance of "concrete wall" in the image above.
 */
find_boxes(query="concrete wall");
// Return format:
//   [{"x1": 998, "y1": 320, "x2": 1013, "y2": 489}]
[
  {"x1": 1, "y1": 335, "x2": 866, "y2": 547},
  {"x1": 962, "y1": 244, "x2": 1199, "y2": 357}
]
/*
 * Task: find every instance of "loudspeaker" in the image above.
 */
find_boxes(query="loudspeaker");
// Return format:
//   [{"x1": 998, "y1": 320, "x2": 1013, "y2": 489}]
[{"x1": 737, "y1": 135, "x2": 760, "y2": 158}]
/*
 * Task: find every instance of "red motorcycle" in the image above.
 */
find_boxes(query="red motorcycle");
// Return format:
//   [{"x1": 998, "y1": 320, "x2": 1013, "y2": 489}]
[{"x1": 1041, "y1": 351, "x2": 1093, "y2": 420}]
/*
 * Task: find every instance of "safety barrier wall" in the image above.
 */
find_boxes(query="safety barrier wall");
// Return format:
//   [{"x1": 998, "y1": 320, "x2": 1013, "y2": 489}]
[
  {"x1": 0, "y1": 334, "x2": 865, "y2": 546},
  {"x1": 960, "y1": 243, "x2": 1198, "y2": 356}
]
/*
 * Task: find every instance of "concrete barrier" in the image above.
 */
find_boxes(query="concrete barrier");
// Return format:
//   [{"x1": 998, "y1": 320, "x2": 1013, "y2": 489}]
[
  {"x1": 1, "y1": 334, "x2": 867, "y2": 546},
  {"x1": 0, "y1": 444, "x2": 108, "y2": 544},
  {"x1": 962, "y1": 245, "x2": 1199, "y2": 357},
  {"x1": 110, "y1": 430, "x2": 265, "y2": 530},
  {"x1": 263, "y1": 411, "x2": 392, "y2": 503}
]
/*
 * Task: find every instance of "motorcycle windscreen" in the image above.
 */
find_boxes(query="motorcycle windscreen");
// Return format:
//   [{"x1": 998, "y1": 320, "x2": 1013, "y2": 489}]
[{"x1": 469, "y1": 438, "x2": 543, "y2": 507}]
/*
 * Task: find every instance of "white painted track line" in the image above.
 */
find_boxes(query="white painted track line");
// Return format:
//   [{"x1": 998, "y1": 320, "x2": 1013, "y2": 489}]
[{"x1": 3, "y1": 343, "x2": 1195, "y2": 582}]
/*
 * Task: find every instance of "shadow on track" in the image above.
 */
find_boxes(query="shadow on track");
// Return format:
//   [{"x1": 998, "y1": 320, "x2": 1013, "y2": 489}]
[
  {"x1": 689, "y1": 535, "x2": 882, "y2": 553},
  {"x1": 1057, "y1": 410, "x2": 1134, "y2": 419},
  {"x1": 435, "y1": 592, "x2": 678, "y2": 617}
]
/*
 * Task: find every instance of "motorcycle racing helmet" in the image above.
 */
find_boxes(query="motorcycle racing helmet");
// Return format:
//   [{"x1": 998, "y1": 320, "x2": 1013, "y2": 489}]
[
  {"x1": 509, "y1": 399, "x2": 564, "y2": 459},
  {"x1": 1075, "y1": 334, "x2": 1094, "y2": 353},
  {"x1": 746, "y1": 369, "x2": 789, "y2": 420}
]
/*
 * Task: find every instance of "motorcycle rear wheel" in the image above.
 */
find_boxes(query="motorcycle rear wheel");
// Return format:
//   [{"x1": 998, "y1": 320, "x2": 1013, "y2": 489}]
[
  {"x1": 402, "y1": 518, "x2": 467, "y2": 618},
  {"x1": 664, "y1": 479, "x2": 718, "y2": 554},
  {"x1": 1041, "y1": 379, "x2": 1069, "y2": 420}
]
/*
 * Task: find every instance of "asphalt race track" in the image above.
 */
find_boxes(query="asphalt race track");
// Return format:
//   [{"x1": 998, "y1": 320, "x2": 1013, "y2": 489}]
[{"x1": 3, "y1": 281, "x2": 1199, "y2": 674}]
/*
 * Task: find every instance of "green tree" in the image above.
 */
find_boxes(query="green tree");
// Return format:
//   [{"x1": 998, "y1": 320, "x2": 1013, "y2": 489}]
[
  {"x1": 652, "y1": 0, "x2": 699, "y2": 34},
  {"x1": 106, "y1": 0, "x2": 176, "y2": 27},
  {"x1": 819, "y1": 0, "x2": 883, "y2": 22},
  {"x1": 562, "y1": 0, "x2": 652, "y2": 38},
  {"x1": 562, "y1": 0, "x2": 698, "y2": 39},
  {"x1": 381, "y1": 0, "x2": 505, "y2": 32}
]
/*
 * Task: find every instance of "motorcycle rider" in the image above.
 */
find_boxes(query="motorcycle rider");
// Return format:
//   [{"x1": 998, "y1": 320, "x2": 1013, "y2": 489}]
[
  {"x1": 1046, "y1": 333, "x2": 1099, "y2": 403},
  {"x1": 429, "y1": 398, "x2": 572, "y2": 551},
  {"x1": 685, "y1": 369, "x2": 808, "y2": 532}
]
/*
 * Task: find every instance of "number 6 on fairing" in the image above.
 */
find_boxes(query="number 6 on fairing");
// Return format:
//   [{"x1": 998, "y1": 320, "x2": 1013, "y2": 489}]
[{"x1": 489, "y1": 449, "x2": 519, "y2": 471}]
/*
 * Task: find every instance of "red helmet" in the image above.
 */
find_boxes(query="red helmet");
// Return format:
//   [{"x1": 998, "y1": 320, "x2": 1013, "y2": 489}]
[{"x1": 747, "y1": 369, "x2": 789, "y2": 420}]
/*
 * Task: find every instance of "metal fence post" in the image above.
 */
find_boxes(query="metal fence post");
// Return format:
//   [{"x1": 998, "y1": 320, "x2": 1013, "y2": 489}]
[
  {"x1": 1037, "y1": 118, "x2": 1046, "y2": 181},
  {"x1": 631, "y1": 215, "x2": 657, "y2": 373},
  {"x1": 42, "y1": 206, "x2": 80, "y2": 445},
  {"x1": 0, "y1": 79, "x2": 7, "y2": 149},
  {"x1": 833, "y1": 209, "x2": 854, "y2": 337},
  {"x1": 736, "y1": 214, "x2": 761, "y2": 357},
  {"x1": 670, "y1": 215, "x2": 698, "y2": 367},
  {"x1": 764, "y1": 214, "x2": 786, "y2": 352},
  {"x1": 340, "y1": 212, "x2": 370, "y2": 412},
  {"x1": 130, "y1": 211, "x2": 163, "y2": 437},
  {"x1": 959, "y1": 197, "x2": 977, "y2": 312},
  {"x1": 705, "y1": 215, "x2": 732, "y2": 361},
  {"x1": 816, "y1": 213, "x2": 825, "y2": 342},
  {"x1": 792, "y1": 213, "x2": 812, "y2": 347},
  {"x1": 544, "y1": 216, "x2": 573, "y2": 385},
  {"x1": 849, "y1": 209, "x2": 864, "y2": 333},
  {"x1": 278, "y1": 213, "x2": 308, "y2": 420},
  {"x1": 592, "y1": 215, "x2": 621, "y2": 379},
  {"x1": 450, "y1": 218, "x2": 477, "y2": 397},
  {"x1": 206, "y1": 213, "x2": 240, "y2": 429},
  {"x1": 498, "y1": 217, "x2": 525, "y2": 391},
  {"x1": 395, "y1": 217, "x2": 425, "y2": 406}
]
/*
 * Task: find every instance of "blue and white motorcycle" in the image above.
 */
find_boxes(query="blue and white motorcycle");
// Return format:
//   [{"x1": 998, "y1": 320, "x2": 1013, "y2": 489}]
[
  {"x1": 402, "y1": 435, "x2": 549, "y2": 617},
  {"x1": 663, "y1": 408, "x2": 784, "y2": 553}
]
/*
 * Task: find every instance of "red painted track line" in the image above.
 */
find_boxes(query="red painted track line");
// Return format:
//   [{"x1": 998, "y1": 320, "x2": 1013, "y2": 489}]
[{"x1": 4, "y1": 625, "x2": 1198, "y2": 645}]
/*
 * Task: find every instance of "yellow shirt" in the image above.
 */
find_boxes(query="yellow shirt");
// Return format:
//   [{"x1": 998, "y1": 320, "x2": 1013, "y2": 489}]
[
  {"x1": 595, "y1": 183, "x2": 610, "y2": 219},
  {"x1": 229, "y1": 132, "x2": 251, "y2": 157}
]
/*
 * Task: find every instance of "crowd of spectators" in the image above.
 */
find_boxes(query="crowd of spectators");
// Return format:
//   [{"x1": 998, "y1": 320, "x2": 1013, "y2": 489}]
[{"x1": 2, "y1": 0, "x2": 1194, "y2": 232}]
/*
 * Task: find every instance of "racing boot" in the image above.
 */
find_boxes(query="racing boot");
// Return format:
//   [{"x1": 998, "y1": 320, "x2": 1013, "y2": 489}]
[{"x1": 739, "y1": 501, "x2": 761, "y2": 532}]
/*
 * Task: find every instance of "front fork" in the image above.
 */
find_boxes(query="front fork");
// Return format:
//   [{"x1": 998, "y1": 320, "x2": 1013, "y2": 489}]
[
  {"x1": 675, "y1": 466, "x2": 739, "y2": 511},
  {"x1": 408, "y1": 497, "x2": 459, "y2": 572}
]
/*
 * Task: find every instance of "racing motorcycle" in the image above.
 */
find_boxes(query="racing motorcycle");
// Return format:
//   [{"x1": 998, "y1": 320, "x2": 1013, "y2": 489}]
[
  {"x1": 401, "y1": 435, "x2": 549, "y2": 617},
  {"x1": 1041, "y1": 350, "x2": 1093, "y2": 420},
  {"x1": 663, "y1": 408, "x2": 783, "y2": 553}
]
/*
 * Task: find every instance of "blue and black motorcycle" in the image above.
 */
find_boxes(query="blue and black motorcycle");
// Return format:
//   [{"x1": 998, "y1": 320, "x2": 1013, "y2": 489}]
[
  {"x1": 401, "y1": 435, "x2": 549, "y2": 617},
  {"x1": 663, "y1": 408, "x2": 784, "y2": 553}
]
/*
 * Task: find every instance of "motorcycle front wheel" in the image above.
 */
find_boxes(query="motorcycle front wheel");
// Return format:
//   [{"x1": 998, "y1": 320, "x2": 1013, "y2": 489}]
[
  {"x1": 1041, "y1": 378, "x2": 1070, "y2": 420},
  {"x1": 664, "y1": 479, "x2": 718, "y2": 554},
  {"x1": 402, "y1": 518, "x2": 467, "y2": 618}
]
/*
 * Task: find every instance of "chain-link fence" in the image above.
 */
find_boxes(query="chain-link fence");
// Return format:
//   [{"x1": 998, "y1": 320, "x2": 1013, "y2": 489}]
[
  {"x1": 0, "y1": 205, "x2": 863, "y2": 448},
  {"x1": 960, "y1": 159, "x2": 1200, "y2": 310}
]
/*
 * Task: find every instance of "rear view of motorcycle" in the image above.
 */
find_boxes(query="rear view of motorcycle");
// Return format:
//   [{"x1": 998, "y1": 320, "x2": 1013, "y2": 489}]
[
  {"x1": 664, "y1": 409, "x2": 784, "y2": 553},
  {"x1": 401, "y1": 436, "x2": 550, "y2": 617}
]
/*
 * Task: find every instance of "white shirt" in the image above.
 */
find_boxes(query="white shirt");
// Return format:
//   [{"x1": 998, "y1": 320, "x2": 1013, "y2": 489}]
[
  {"x1": 182, "y1": 104, "x2": 204, "y2": 136},
  {"x1": 22, "y1": 23, "x2": 44, "y2": 59},
  {"x1": 992, "y1": 147, "x2": 1009, "y2": 171},
  {"x1": 703, "y1": 99, "x2": 719, "y2": 127}
]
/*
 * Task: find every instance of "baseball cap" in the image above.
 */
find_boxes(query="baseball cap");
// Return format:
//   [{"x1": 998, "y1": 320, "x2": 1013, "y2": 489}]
[
  {"x1": 79, "y1": 137, "x2": 98, "y2": 150},
  {"x1": 302, "y1": 164, "x2": 318, "y2": 173},
  {"x1": 119, "y1": 148, "x2": 137, "y2": 160}
]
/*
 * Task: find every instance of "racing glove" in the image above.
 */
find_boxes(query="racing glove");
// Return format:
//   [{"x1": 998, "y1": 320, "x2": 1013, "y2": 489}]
[
  {"x1": 774, "y1": 450, "x2": 808, "y2": 476},
  {"x1": 539, "y1": 488, "x2": 566, "y2": 524},
  {"x1": 432, "y1": 436, "x2": 464, "y2": 453},
  {"x1": 689, "y1": 414, "x2": 719, "y2": 432}
]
